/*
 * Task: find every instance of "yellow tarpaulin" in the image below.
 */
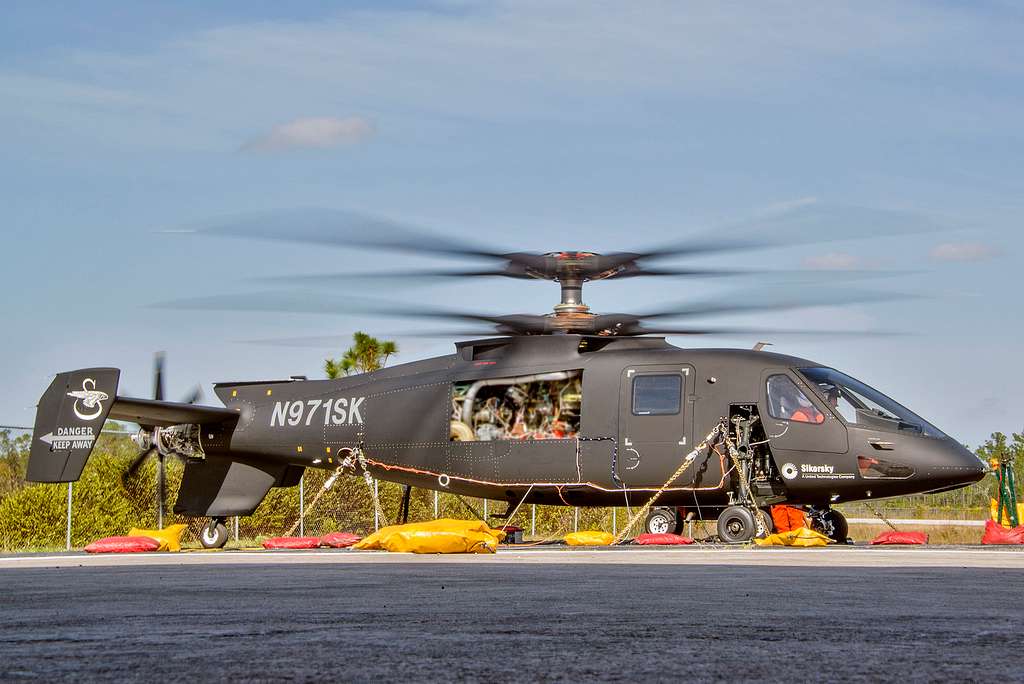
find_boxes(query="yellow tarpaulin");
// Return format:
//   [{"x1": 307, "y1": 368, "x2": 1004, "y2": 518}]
[
  {"x1": 990, "y1": 498, "x2": 1024, "y2": 528},
  {"x1": 754, "y1": 526, "x2": 830, "y2": 547},
  {"x1": 353, "y1": 519, "x2": 506, "y2": 554},
  {"x1": 128, "y1": 524, "x2": 188, "y2": 552},
  {"x1": 564, "y1": 530, "x2": 615, "y2": 546}
]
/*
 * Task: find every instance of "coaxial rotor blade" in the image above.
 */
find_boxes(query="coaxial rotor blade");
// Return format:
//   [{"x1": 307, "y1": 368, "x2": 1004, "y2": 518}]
[
  {"x1": 619, "y1": 325, "x2": 903, "y2": 337},
  {"x1": 632, "y1": 201, "x2": 944, "y2": 262},
  {"x1": 628, "y1": 287, "x2": 919, "y2": 322},
  {"x1": 179, "y1": 207, "x2": 511, "y2": 262},
  {"x1": 251, "y1": 267, "x2": 536, "y2": 285}
]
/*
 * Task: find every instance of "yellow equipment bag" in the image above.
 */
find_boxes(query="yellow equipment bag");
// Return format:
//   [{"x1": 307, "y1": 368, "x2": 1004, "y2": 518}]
[
  {"x1": 564, "y1": 530, "x2": 615, "y2": 546},
  {"x1": 128, "y1": 524, "x2": 188, "y2": 552},
  {"x1": 990, "y1": 498, "x2": 1024, "y2": 528},
  {"x1": 754, "y1": 527, "x2": 830, "y2": 547},
  {"x1": 353, "y1": 519, "x2": 506, "y2": 554}
]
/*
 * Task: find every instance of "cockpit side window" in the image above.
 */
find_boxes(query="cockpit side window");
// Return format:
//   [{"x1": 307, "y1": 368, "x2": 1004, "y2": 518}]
[
  {"x1": 797, "y1": 367, "x2": 946, "y2": 438},
  {"x1": 766, "y1": 374, "x2": 824, "y2": 424}
]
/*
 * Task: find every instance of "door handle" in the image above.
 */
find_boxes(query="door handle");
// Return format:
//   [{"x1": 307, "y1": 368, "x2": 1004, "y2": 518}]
[{"x1": 868, "y1": 439, "x2": 894, "y2": 450}]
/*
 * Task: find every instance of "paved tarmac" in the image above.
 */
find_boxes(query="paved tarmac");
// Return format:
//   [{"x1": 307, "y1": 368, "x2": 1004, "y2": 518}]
[{"x1": 2, "y1": 548, "x2": 1023, "y2": 681}]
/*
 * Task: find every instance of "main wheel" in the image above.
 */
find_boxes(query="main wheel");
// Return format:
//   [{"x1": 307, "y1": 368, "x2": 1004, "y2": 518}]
[
  {"x1": 200, "y1": 519, "x2": 229, "y2": 549},
  {"x1": 811, "y1": 509, "x2": 849, "y2": 544},
  {"x1": 645, "y1": 507, "x2": 677, "y2": 535},
  {"x1": 717, "y1": 505, "x2": 758, "y2": 544}
]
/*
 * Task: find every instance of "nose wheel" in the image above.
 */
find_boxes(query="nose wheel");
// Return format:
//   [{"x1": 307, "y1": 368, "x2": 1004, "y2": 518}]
[{"x1": 200, "y1": 518, "x2": 229, "y2": 549}]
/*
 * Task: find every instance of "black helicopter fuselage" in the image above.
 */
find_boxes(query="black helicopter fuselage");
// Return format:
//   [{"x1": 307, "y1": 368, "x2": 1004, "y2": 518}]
[{"x1": 195, "y1": 334, "x2": 984, "y2": 514}]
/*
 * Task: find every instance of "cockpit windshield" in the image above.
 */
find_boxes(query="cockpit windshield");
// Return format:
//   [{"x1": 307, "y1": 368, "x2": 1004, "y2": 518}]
[{"x1": 797, "y1": 367, "x2": 946, "y2": 438}]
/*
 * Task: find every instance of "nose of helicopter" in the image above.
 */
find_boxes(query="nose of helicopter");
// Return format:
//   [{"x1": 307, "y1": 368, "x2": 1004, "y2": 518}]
[{"x1": 927, "y1": 438, "x2": 988, "y2": 490}]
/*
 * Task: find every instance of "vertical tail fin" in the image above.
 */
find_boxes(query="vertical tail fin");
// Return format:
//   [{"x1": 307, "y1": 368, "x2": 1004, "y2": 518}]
[{"x1": 27, "y1": 368, "x2": 120, "y2": 482}]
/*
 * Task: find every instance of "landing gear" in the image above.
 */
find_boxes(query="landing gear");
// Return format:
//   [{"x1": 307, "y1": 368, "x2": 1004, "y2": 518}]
[
  {"x1": 809, "y1": 507, "x2": 849, "y2": 544},
  {"x1": 717, "y1": 505, "x2": 759, "y2": 544},
  {"x1": 201, "y1": 518, "x2": 229, "y2": 549},
  {"x1": 645, "y1": 507, "x2": 685, "y2": 535}
]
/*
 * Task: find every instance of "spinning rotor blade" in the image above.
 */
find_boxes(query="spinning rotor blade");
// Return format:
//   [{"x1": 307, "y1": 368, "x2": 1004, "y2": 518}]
[
  {"x1": 186, "y1": 208, "x2": 508, "y2": 262},
  {"x1": 157, "y1": 285, "x2": 909, "y2": 338},
  {"x1": 176, "y1": 201, "x2": 939, "y2": 286}
]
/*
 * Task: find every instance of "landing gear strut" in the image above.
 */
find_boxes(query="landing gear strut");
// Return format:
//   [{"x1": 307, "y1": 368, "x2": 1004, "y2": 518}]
[{"x1": 201, "y1": 517, "x2": 229, "y2": 549}]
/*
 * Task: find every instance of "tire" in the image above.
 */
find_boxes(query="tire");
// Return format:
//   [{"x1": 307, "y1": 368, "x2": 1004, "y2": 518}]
[
  {"x1": 645, "y1": 507, "x2": 677, "y2": 535},
  {"x1": 717, "y1": 505, "x2": 758, "y2": 544},
  {"x1": 811, "y1": 509, "x2": 849, "y2": 544},
  {"x1": 201, "y1": 520, "x2": 229, "y2": 549},
  {"x1": 755, "y1": 508, "x2": 774, "y2": 538}
]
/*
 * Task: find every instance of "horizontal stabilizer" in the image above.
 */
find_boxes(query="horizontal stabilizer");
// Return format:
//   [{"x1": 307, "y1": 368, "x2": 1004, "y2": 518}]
[{"x1": 109, "y1": 397, "x2": 237, "y2": 428}]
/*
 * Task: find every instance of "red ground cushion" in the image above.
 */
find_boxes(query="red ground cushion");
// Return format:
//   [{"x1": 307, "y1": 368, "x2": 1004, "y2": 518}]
[
  {"x1": 84, "y1": 535, "x2": 161, "y2": 554},
  {"x1": 871, "y1": 530, "x2": 928, "y2": 545},
  {"x1": 633, "y1": 533, "x2": 695, "y2": 546},
  {"x1": 981, "y1": 519, "x2": 1024, "y2": 545},
  {"x1": 262, "y1": 536, "x2": 323, "y2": 550},
  {"x1": 320, "y1": 532, "x2": 362, "y2": 548}
]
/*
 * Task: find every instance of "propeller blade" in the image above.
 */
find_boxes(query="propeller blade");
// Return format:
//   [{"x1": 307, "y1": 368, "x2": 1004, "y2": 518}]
[
  {"x1": 181, "y1": 385, "x2": 203, "y2": 405},
  {"x1": 125, "y1": 446, "x2": 156, "y2": 478},
  {"x1": 153, "y1": 352, "x2": 166, "y2": 402}
]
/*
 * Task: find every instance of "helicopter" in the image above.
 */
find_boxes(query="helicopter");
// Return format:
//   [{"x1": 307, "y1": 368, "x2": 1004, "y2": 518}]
[{"x1": 26, "y1": 207, "x2": 987, "y2": 547}]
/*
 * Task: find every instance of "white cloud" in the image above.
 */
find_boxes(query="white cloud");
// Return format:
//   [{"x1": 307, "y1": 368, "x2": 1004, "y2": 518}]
[
  {"x1": 241, "y1": 116, "x2": 374, "y2": 152},
  {"x1": 929, "y1": 242, "x2": 995, "y2": 262},
  {"x1": 802, "y1": 252, "x2": 861, "y2": 270}
]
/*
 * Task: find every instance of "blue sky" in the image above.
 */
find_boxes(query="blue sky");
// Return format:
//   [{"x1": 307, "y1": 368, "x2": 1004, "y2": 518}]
[{"x1": 1, "y1": 1, "x2": 1021, "y2": 446}]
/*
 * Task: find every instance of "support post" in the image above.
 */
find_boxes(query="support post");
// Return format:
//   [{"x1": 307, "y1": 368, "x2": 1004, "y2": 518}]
[
  {"x1": 234, "y1": 516, "x2": 239, "y2": 542},
  {"x1": 531, "y1": 504, "x2": 536, "y2": 537},
  {"x1": 156, "y1": 454, "x2": 165, "y2": 529},
  {"x1": 400, "y1": 484, "x2": 412, "y2": 524},
  {"x1": 434, "y1": 490, "x2": 439, "y2": 518},
  {"x1": 66, "y1": 482, "x2": 72, "y2": 551},
  {"x1": 373, "y1": 479, "x2": 379, "y2": 531},
  {"x1": 612, "y1": 507, "x2": 617, "y2": 535},
  {"x1": 574, "y1": 507, "x2": 579, "y2": 532},
  {"x1": 299, "y1": 474, "x2": 305, "y2": 537},
  {"x1": 483, "y1": 499, "x2": 489, "y2": 521}
]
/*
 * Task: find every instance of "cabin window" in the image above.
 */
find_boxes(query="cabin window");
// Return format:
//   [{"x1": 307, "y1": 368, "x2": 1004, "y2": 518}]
[
  {"x1": 766, "y1": 374, "x2": 824, "y2": 424},
  {"x1": 631, "y1": 374, "x2": 682, "y2": 416}
]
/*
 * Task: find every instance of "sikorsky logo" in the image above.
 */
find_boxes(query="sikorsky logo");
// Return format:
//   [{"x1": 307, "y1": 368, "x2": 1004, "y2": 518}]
[
  {"x1": 781, "y1": 463, "x2": 799, "y2": 480},
  {"x1": 270, "y1": 397, "x2": 365, "y2": 427},
  {"x1": 66, "y1": 378, "x2": 109, "y2": 421},
  {"x1": 801, "y1": 464, "x2": 835, "y2": 475}
]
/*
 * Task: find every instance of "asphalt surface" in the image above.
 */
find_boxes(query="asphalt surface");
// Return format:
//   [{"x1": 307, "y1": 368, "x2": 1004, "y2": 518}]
[{"x1": 2, "y1": 549, "x2": 1023, "y2": 681}]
